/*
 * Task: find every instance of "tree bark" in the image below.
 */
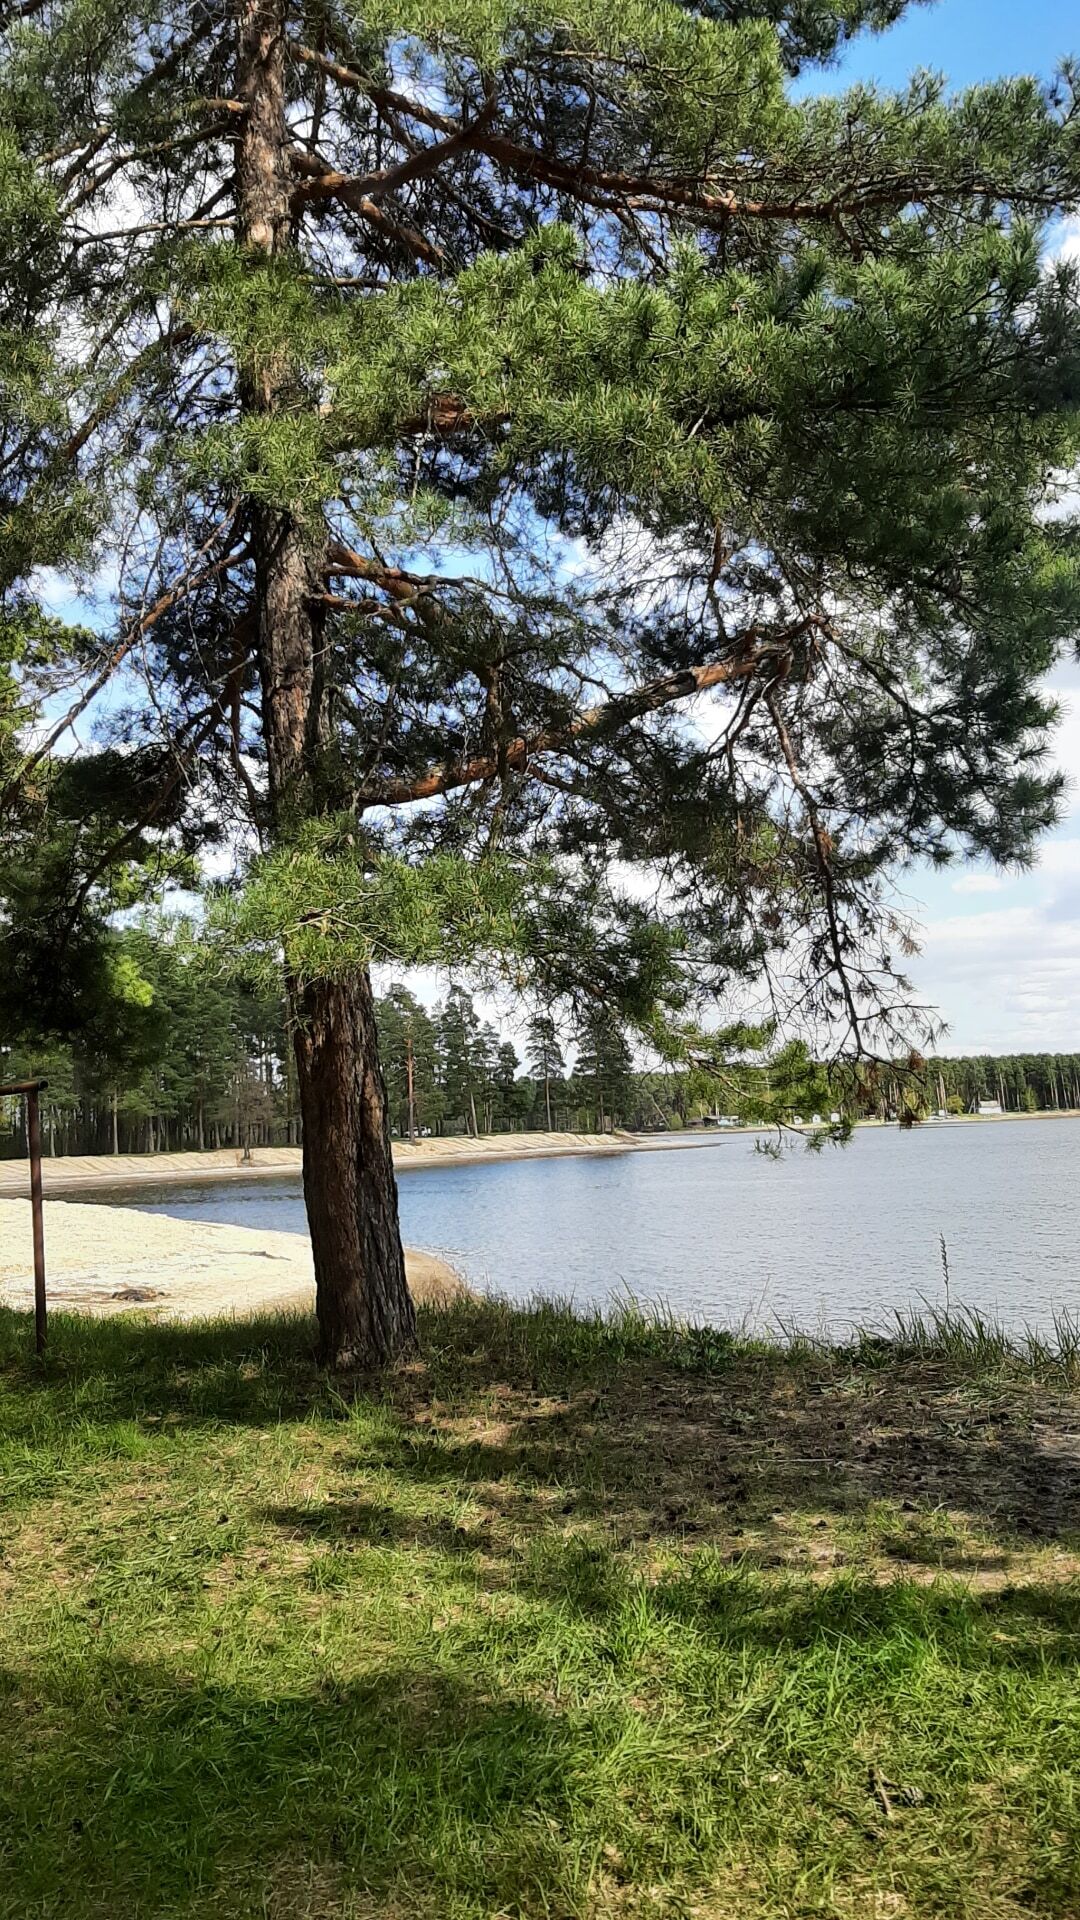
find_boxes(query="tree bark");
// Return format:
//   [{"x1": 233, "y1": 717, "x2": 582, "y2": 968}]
[
  {"x1": 405, "y1": 1024, "x2": 417, "y2": 1141},
  {"x1": 293, "y1": 968, "x2": 415, "y2": 1367},
  {"x1": 234, "y1": 0, "x2": 414, "y2": 1367}
]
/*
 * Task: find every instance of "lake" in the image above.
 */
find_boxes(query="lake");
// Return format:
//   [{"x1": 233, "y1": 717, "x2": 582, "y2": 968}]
[{"x1": 93, "y1": 1116, "x2": 1080, "y2": 1338}]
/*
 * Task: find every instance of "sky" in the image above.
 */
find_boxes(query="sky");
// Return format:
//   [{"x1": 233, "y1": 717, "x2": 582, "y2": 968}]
[
  {"x1": 813, "y1": 0, "x2": 1073, "y2": 95},
  {"x1": 801, "y1": 0, "x2": 1080, "y2": 1053}
]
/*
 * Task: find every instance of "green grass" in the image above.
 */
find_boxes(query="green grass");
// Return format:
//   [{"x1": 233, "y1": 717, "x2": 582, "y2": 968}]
[{"x1": 1, "y1": 1297, "x2": 1079, "y2": 1919}]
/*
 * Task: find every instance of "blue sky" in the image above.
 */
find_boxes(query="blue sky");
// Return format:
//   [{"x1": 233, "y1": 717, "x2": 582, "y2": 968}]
[{"x1": 816, "y1": 0, "x2": 1073, "y2": 93}]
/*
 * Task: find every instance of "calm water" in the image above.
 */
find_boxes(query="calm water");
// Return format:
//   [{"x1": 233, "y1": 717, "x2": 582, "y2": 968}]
[{"x1": 90, "y1": 1117, "x2": 1080, "y2": 1337}]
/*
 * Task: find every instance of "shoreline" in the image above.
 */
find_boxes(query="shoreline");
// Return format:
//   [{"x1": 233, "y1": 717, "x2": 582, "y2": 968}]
[
  {"x1": 0, "y1": 1107, "x2": 1076, "y2": 1200},
  {"x1": 0, "y1": 1195, "x2": 465, "y2": 1322},
  {"x1": 0, "y1": 1129, "x2": 639, "y2": 1196}
]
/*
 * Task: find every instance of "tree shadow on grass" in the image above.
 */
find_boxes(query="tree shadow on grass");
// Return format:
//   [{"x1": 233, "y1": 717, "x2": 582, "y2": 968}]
[
  {"x1": 4, "y1": 1308, "x2": 1080, "y2": 1914},
  {"x1": 4, "y1": 1299, "x2": 1080, "y2": 1551},
  {"x1": 265, "y1": 1497, "x2": 497, "y2": 1558},
  {"x1": 311, "y1": 1371, "x2": 1080, "y2": 1558},
  {"x1": 2, "y1": 1574, "x2": 1079, "y2": 1918},
  {"x1": 649, "y1": 1558, "x2": 1080, "y2": 1671},
  {"x1": 0, "y1": 1655, "x2": 607, "y2": 1919},
  {"x1": 0, "y1": 1303, "x2": 328, "y2": 1427}
]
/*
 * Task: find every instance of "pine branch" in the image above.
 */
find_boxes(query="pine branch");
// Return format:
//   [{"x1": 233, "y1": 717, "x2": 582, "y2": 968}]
[
  {"x1": 289, "y1": 43, "x2": 451, "y2": 124},
  {"x1": 0, "y1": 323, "x2": 199, "y2": 542},
  {"x1": 61, "y1": 696, "x2": 239, "y2": 929},
  {"x1": 289, "y1": 115, "x2": 485, "y2": 211},
  {"x1": 322, "y1": 394, "x2": 506, "y2": 448},
  {"x1": 52, "y1": 126, "x2": 112, "y2": 185},
  {"x1": 288, "y1": 45, "x2": 1066, "y2": 231},
  {"x1": 58, "y1": 324, "x2": 196, "y2": 464},
  {"x1": 354, "y1": 631, "x2": 817, "y2": 808},
  {"x1": 287, "y1": 150, "x2": 447, "y2": 262},
  {"x1": 765, "y1": 687, "x2": 866, "y2": 1054},
  {"x1": 324, "y1": 542, "x2": 472, "y2": 603},
  {"x1": 64, "y1": 118, "x2": 240, "y2": 214},
  {"x1": 432, "y1": 131, "x2": 1047, "y2": 228},
  {"x1": 70, "y1": 214, "x2": 233, "y2": 246},
  {"x1": 0, "y1": 514, "x2": 246, "y2": 815}
]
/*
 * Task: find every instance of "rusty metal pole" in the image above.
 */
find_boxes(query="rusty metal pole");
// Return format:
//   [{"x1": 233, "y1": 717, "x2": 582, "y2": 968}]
[
  {"x1": 25, "y1": 1085, "x2": 46, "y2": 1354},
  {"x1": 0, "y1": 1077, "x2": 48, "y2": 1353}
]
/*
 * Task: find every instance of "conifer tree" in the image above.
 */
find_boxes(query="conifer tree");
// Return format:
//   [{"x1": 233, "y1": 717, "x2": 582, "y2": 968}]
[
  {"x1": 527, "y1": 1012, "x2": 565, "y2": 1131},
  {"x1": 1, "y1": 0, "x2": 1079, "y2": 1363},
  {"x1": 376, "y1": 983, "x2": 440, "y2": 1136},
  {"x1": 575, "y1": 1005, "x2": 633, "y2": 1130},
  {"x1": 436, "y1": 986, "x2": 484, "y2": 1135},
  {"x1": 493, "y1": 1039, "x2": 520, "y2": 1126}
]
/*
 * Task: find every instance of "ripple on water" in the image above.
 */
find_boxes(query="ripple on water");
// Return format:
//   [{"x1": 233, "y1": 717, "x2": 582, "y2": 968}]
[{"x1": 89, "y1": 1118, "x2": 1080, "y2": 1338}]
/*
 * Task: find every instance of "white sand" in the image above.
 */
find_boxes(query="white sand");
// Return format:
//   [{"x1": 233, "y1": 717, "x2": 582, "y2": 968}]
[
  {"x1": 0, "y1": 1197, "x2": 464, "y2": 1321},
  {"x1": 0, "y1": 1129, "x2": 634, "y2": 1196}
]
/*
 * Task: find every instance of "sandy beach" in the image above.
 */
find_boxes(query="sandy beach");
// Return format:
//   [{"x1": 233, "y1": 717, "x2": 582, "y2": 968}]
[
  {"x1": 0, "y1": 1112, "x2": 1064, "y2": 1207},
  {"x1": 0, "y1": 1129, "x2": 666, "y2": 1324},
  {"x1": 0, "y1": 1197, "x2": 464, "y2": 1321},
  {"x1": 0, "y1": 1128, "x2": 635, "y2": 1197}
]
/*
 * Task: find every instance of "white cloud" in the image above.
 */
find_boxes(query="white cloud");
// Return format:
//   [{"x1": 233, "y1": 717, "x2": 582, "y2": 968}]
[
  {"x1": 913, "y1": 900, "x2": 1080, "y2": 1050},
  {"x1": 950, "y1": 872, "x2": 1008, "y2": 895},
  {"x1": 1048, "y1": 215, "x2": 1080, "y2": 271},
  {"x1": 905, "y1": 651, "x2": 1080, "y2": 1049},
  {"x1": 1029, "y1": 837, "x2": 1080, "y2": 880}
]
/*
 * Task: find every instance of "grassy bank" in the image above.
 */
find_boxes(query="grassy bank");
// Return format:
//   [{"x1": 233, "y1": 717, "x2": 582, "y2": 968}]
[{"x1": 1, "y1": 1298, "x2": 1079, "y2": 1919}]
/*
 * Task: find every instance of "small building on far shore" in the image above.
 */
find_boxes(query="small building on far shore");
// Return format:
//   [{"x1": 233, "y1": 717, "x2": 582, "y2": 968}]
[{"x1": 976, "y1": 1099, "x2": 1004, "y2": 1116}]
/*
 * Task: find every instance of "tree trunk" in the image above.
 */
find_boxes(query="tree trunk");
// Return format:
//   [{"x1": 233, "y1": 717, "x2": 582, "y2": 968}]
[
  {"x1": 293, "y1": 969, "x2": 416, "y2": 1367},
  {"x1": 406, "y1": 1025, "x2": 417, "y2": 1141},
  {"x1": 234, "y1": 0, "x2": 414, "y2": 1367}
]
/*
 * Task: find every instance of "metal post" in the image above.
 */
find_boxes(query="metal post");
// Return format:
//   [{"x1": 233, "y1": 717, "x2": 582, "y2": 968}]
[
  {"x1": 25, "y1": 1085, "x2": 46, "y2": 1354},
  {"x1": 0, "y1": 1077, "x2": 48, "y2": 1353}
]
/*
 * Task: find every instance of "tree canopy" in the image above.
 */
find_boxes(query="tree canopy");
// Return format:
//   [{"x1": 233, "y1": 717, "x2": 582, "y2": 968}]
[{"x1": 1, "y1": 0, "x2": 1079, "y2": 1358}]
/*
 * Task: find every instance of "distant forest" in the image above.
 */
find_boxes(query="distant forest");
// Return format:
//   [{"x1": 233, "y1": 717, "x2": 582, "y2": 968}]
[{"x1": 2, "y1": 923, "x2": 1078, "y2": 1156}]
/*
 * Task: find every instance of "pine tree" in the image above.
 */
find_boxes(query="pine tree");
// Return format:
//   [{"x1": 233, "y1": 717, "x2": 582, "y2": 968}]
[
  {"x1": 527, "y1": 1013, "x2": 565, "y2": 1132},
  {"x1": 436, "y1": 987, "x2": 484, "y2": 1136},
  {"x1": 2, "y1": 0, "x2": 1079, "y2": 1362},
  {"x1": 493, "y1": 1040, "x2": 521, "y2": 1128},
  {"x1": 377, "y1": 983, "x2": 440, "y2": 1137},
  {"x1": 575, "y1": 1006, "x2": 633, "y2": 1131}
]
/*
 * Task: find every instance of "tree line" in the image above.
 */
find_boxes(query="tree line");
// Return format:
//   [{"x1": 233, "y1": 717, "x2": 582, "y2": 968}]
[
  {"x1": 0, "y1": 924, "x2": 640, "y2": 1153},
  {"x1": 856, "y1": 1054, "x2": 1080, "y2": 1120},
  {"x1": 5, "y1": 923, "x2": 1080, "y2": 1157}
]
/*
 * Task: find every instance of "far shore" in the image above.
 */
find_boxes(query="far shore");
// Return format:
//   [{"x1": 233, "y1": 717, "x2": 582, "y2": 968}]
[
  {"x1": 0, "y1": 1128, "x2": 638, "y2": 1196},
  {"x1": 0, "y1": 1107, "x2": 1078, "y2": 1198}
]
